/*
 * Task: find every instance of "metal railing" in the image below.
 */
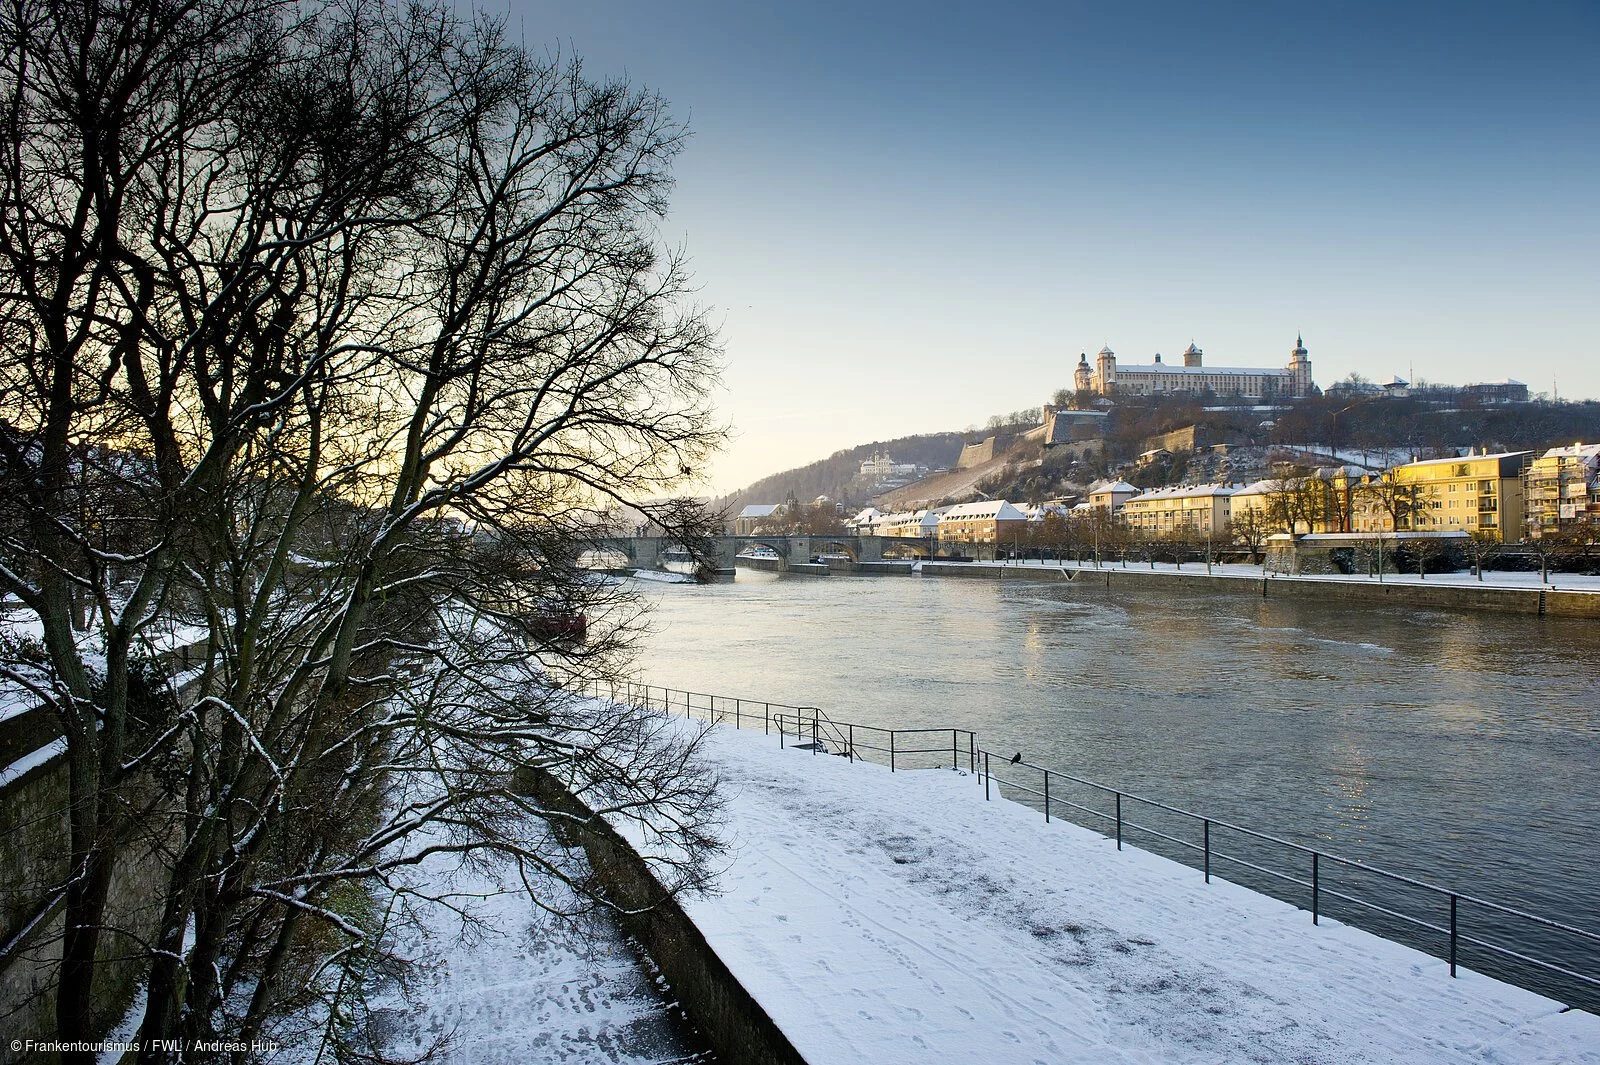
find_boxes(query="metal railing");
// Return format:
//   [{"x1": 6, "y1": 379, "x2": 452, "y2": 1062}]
[
  {"x1": 981, "y1": 755, "x2": 1600, "y2": 1009},
  {"x1": 581, "y1": 677, "x2": 1600, "y2": 1011},
  {"x1": 603, "y1": 680, "x2": 974, "y2": 773}
]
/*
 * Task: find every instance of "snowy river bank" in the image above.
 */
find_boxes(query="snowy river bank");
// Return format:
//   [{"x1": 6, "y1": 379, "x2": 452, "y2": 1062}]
[{"x1": 670, "y1": 718, "x2": 1598, "y2": 1065}]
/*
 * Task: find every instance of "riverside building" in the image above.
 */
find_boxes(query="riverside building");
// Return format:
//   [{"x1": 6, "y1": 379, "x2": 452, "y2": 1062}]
[
  {"x1": 1524, "y1": 443, "x2": 1600, "y2": 537},
  {"x1": 1383, "y1": 452, "x2": 1532, "y2": 542},
  {"x1": 936, "y1": 500, "x2": 1029, "y2": 544},
  {"x1": 1120, "y1": 484, "x2": 1235, "y2": 535}
]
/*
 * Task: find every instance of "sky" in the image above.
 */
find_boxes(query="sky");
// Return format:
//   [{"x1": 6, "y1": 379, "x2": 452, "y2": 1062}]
[{"x1": 506, "y1": 0, "x2": 1600, "y2": 495}]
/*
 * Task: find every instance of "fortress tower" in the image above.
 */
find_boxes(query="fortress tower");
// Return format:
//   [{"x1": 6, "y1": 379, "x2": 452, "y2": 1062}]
[
  {"x1": 1095, "y1": 345, "x2": 1116, "y2": 393},
  {"x1": 1183, "y1": 341, "x2": 1203, "y2": 368},
  {"x1": 1074, "y1": 353, "x2": 1093, "y2": 392},
  {"x1": 1289, "y1": 334, "x2": 1313, "y2": 397}
]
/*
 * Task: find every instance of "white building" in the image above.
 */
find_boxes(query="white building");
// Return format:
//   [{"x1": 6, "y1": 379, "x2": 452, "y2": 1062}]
[
  {"x1": 1525, "y1": 443, "x2": 1600, "y2": 536},
  {"x1": 734, "y1": 504, "x2": 783, "y2": 535},
  {"x1": 846, "y1": 507, "x2": 886, "y2": 534},
  {"x1": 1087, "y1": 480, "x2": 1139, "y2": 513},
  {"x1": 1075, "y1": 336, "x2": 1314, "y2": 399}
]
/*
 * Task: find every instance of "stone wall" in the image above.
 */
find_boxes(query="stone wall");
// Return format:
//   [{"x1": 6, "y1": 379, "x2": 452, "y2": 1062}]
[
  {"x1": 0, "y1": 731, "x2": 174, "y2": 1056},
  {"x1": 955, "y1": 436, "x2": 997, "y2": 470},
  {"x1": 0, "y1": 642, "x2": 205, "y2": 1054},
  {"x1": 517, "y1": 766, "x2": 811, "y2": 1065}
]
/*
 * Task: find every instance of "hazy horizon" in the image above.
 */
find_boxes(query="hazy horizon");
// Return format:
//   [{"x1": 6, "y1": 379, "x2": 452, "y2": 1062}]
[{"x1": 510, "y1": 0, "x2": 1599, "y2": 494}]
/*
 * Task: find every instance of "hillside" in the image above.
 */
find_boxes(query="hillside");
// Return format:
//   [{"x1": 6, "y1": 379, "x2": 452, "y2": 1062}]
[
  {"x1": 717, "y1": 433, "x2": 965, "y2": 514},
  {"x1": 718, "y1": 396, "x2": 1600, "y2": 519}
]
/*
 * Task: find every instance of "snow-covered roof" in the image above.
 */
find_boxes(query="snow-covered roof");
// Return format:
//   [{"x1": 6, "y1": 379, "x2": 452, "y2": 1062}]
[
  {"x1": 881, "y1": 509, "x2": 942, "y2": 529},
  {"x1": 1539, "y1": 443, "x2": 1600, "y2": 460},
  {"x1": 1089, "y1": 480, "x2": 1138, "y2": 495},
  {"x1": 1125, "y1": 483, "x2": 1235, "y2": 503},
  {"x1": 1400, "y1": 451, "x2": 1531, "y2": 468},
  {"x1": 738, "y1": 504, "x2": 782, "y2": 519},
  {"x1": 1231, "y1": 479, "x2": 1276, "y2": 498},
  {"x1": 940, "y1": 500, "x2": 1027, "y2": 521},
  {"x1": 1114, "y1": 363, "x2": 1293, "y2": 377}
]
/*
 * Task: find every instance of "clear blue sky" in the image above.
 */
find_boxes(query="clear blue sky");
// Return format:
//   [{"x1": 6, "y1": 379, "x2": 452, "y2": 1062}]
[{"x1": 508, "y1": 0, "x2": 1599, "y2": 494}]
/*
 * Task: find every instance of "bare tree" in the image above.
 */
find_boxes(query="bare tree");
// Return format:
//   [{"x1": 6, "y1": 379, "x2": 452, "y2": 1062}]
[
  {"x1": 1262, "y1": 468, "x2": 1313, "y2": 534},
  {"x1": 0, "y1": 0, "x2": 722, "y2": 1055},
  {"x1": 1228, "y1": 510, "x2": 1270, "y2": 565},
  {"x1": 1464, "y1": 530, "x2": 1505, "y2": 581},
  {"x1": 1370, "y1": 474, "x2": 1426, "y2": 533}
]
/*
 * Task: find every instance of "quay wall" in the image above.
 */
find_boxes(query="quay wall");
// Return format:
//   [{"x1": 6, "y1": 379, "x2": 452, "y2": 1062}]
[
  {"x1": 731, "y1": 556, "x2": 1596, "y2": 620},
  {"x1": 517, "y1": 766, "x2": 810, "y2": 1065},
  {"x1": 1050, "y1": 565, "x2": 1564, "y2": 616}
]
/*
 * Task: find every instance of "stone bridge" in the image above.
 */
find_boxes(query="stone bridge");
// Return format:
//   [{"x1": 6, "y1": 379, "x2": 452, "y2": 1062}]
[{"x1": 596, "y1": 534, "x2": 940, "y2": 573}]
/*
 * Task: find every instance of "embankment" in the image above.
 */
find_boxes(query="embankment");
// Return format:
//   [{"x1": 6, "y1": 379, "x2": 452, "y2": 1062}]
[
  {"x1": 729, "y1": 556, "x2": 1600, "y2": 620},
  {"x1": 515, "y1": 766, "x2": 810, "y2": 1065}
]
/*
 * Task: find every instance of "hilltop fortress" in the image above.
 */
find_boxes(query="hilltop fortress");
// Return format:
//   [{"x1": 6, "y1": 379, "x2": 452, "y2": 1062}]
[{"x1": 1074, "y1": 336, "x2": 1315, "y2": 399}]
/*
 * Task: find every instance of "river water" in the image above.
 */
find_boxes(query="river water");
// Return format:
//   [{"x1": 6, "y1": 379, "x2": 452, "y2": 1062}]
[{"x1": 624, "y1": 569, "x2": 1600, "y2": 1007}]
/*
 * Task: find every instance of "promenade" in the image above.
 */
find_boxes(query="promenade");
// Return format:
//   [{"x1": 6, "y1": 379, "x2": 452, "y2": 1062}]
[{"x1": 666, "y1": 720, "x2": 1599, "y2": 1064}]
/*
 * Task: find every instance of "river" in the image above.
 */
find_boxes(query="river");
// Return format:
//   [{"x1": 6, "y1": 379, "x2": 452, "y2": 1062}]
[{"x1": 623, "y1": 569, "x2": 1600, "y2": 1007}]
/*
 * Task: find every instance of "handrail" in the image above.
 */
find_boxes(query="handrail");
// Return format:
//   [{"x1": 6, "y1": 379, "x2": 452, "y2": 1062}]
[
  {"x1": 997, "y1": 758, "x2": 1600, "y2": 945},
  {"x1": 588, "y1": 677, "x2": 1600, "y2": 1004}
]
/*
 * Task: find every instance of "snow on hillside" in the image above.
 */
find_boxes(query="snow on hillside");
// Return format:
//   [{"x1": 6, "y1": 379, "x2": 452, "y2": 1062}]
[{"x1": 673, "y1": 720, "x2": 1599, "y2": 1065}]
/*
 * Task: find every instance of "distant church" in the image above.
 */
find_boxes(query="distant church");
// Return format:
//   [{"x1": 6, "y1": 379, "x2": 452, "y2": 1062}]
[{"x1": 1074, "y1": 336, "x2": 1315, "y2": 399}]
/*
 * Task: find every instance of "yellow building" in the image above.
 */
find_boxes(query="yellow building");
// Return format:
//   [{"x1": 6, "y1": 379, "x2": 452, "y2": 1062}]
[
  {"x1": 937, "y1": 500, "x2": 1029, "y2": 544},
  {"x1": 1120, "y1": 484, "x2": 1233, "y2": 535},
  {"x1": 1386, "y1": 452, "x2": 1531, "y2": 542}
]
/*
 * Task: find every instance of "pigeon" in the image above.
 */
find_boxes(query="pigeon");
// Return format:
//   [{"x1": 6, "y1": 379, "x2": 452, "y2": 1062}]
[{"x1": 1010, "y1": 751, "x2": 1023, "y2": 765}]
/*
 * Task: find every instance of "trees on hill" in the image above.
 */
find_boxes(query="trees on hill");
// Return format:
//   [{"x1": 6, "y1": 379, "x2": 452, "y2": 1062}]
[{"x1": 0, "y1": 0, "x2": 721, "y2": 1054}]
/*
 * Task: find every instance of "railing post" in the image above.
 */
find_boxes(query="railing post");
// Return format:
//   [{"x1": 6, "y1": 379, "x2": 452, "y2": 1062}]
[
  {"x1": 848, "y1": 723, "x2": 855, "y2": 763},
  {"x1": 765, "y1": 702, "x2": 770, "y2": 735},
  {"x1": 812, "y1": 709, "x2": 819, "y2": 756},
  {"x1": 1450, "y1": 895, "x2": 1458, "y2": 977},
  {"x1": 984, "y1": 751, "x2": 990, "y2": 800},
  {"x1": 736, "y1": 698, "x2": 742, "y2": 729},
  {"x1": 890, "y1": 731, "x2": 896, "y2": 772},
  {"x1": 968, "y1": 732, "x2": 975, "y2": 774},
  {"x1": 1115, "y1": 792, "x2": 1122, "y2": 850},
  {"x1": 1044, "y1": 769, "x2": 1051, "y2": 823},
  {"x1": 1312, "y1": 852, "x2": 1320, "y2": 925},
  {"x1": 1203, "y1": 820, "x2": 1211, "y2": 883},
  {"x1": 952, "y1": 729, "x2": 957, "y2": 770}
]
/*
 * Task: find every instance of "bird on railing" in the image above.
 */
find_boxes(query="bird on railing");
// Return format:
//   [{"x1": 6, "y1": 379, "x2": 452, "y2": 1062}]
[{"x1": 1010, "y1": 751, "x2": 1023, "y2": 765}]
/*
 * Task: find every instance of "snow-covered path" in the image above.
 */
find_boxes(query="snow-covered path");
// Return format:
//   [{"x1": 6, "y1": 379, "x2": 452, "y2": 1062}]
[
  {"x1": 684, "y1": 723, "x2": 1599, "y2": 1065},
  {"x1": 269, "y1": 844, "x2": 707, "y2": 1065}
]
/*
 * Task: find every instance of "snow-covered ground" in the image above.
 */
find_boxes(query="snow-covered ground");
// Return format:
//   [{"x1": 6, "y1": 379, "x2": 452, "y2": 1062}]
[
  {"x1": 956, "y1": 557, "x2": 1600, "y2": 593},
  {"x1": 266, "y1": 842, "x2": 708, "y2": 1065},
  {"x1": 678, "y1": 721, "x2": 1599, "y2": 1065},
  {"x1": 627, "y1": 569, "x2": 699, "y2": 585}
]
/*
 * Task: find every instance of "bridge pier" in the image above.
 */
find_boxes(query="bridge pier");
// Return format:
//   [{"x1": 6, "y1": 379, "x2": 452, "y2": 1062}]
[{"x1": 631, "y1": 537, "x2": 662, "y2": 569}]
